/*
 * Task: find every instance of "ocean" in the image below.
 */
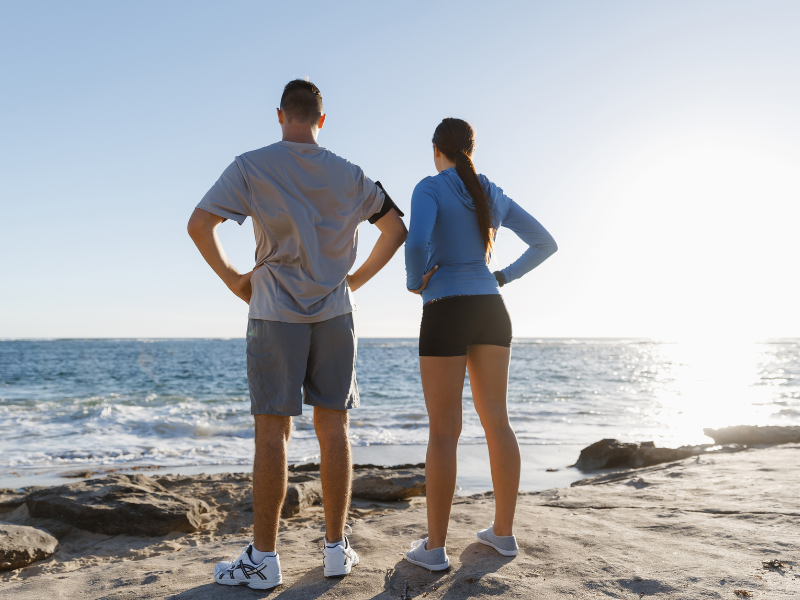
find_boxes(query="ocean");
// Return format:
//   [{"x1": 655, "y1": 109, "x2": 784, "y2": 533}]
[{"x1": 0, "y1": 338, "x2": 797, "y2": 487}]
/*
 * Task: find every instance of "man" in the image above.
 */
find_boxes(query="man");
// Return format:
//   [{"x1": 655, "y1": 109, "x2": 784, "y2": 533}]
[{"x1": 187, "y1": 79, "x2": 407, "y2": 590}]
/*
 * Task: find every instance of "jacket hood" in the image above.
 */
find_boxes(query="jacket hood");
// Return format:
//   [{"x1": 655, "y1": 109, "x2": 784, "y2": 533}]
[{"x1": 438, "y1": 167, "x2": 479, "y2": 211}]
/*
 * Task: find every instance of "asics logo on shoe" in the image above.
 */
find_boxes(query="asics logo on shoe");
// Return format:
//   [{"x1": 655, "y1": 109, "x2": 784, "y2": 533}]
[{"x1": 220, "y1": 560, "x2": 270, "y2": 580}]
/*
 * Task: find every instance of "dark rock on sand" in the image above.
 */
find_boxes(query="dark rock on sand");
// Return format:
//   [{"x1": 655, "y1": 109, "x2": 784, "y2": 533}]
[
  {"x1": 282, "y1": 479, "x2": 323, "y2": 518},
  {"x1": 0, "y1": 524, "x2": 57, "y2": 571},
  {"x1": 25, "y1": 474, "x2": 209, "y2": 537},
  {"x1": 352, "y1": 467, "x2": 425, "y2": 501},
  {"x1": 704, "y1": 425, "x2": 800, "y2": 445},
  {"x1": 286, "y1": 464, "x2": 427, "y2": 503},
  {"x1": 0, "y1": 489, "x2": 32, "y2": 513},
  {"x1": 572, "y1": 439, "x2": 697, "y2": 472},
  {"x1": 281, "y1": 466, "x2": 426, "y2": 512},
  {"x1": 289, "y1": 462, "x2": 425, "y2": 472}
]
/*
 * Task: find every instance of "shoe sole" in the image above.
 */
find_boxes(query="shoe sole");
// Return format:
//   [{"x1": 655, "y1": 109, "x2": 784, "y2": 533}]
[
  {"x1": 214, "y1": 577, "x2": 282, "y2": 590},
  {"x1": 324, "y1": 555, "x2": 359, "y2": 577},
  {"x1": 404, "y1": 555, "x2": 450, "y2": 571},
  {"x1": 476, "y1": 535, "x2": 519, "y2": 556}
]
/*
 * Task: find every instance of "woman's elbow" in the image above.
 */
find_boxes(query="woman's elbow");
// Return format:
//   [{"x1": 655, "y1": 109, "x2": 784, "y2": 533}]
[{"x1": 404, "y1": 238, "x2": 426, "y2": 256}]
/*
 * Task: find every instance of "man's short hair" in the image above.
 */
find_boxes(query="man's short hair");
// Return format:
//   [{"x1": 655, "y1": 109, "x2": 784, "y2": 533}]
[{"x1": 280, "y1": 79, "x2": 323, "y2": 124}]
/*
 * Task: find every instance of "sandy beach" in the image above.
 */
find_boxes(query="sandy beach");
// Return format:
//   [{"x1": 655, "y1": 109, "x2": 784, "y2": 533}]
[{"x1": 2, "y1": 443, "x2": 798, "y2": 599}]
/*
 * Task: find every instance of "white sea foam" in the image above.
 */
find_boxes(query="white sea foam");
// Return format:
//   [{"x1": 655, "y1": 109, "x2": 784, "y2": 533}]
[{"x1": 0, "y1": 339, "x2": 797, "y2": 474}]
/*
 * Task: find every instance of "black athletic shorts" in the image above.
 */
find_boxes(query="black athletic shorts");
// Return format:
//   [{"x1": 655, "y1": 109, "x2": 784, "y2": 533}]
[{"x1": 419, "y1": 294, "x2": 512, "y2": 357}]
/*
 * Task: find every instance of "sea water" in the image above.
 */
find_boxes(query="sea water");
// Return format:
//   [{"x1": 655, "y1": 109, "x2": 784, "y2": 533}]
[{"x1": 0, "y1": 339, "x2": 797, "y2": 483}]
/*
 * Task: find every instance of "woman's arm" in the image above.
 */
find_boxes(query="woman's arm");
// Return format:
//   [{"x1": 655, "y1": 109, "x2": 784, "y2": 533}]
[
  {"x1": 496, "y1": 200, "x2": 558, "y2": 285},
  {"x1": 405, "y1": 180, "x2": 439, "y2": 291}
]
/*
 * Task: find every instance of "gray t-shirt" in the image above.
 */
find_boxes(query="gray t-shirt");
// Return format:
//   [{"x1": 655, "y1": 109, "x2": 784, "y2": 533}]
[{"x1": 197, "y1": 141, "x2": 384, "y2": 323}]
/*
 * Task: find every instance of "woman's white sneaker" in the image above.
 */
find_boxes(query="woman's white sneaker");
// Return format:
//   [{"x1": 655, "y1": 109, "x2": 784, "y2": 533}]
[
  {"x1": 213, "y1": 543, "x2": 282, "y2": 590},
  {"x1": 323, "y1": 536, "x2": 360, "y2": 577}
]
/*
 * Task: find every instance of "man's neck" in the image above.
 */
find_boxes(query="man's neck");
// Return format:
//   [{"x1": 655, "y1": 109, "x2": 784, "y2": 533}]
[{"x1": 281, "y1": 124, "x2": 318, "y2": 145}]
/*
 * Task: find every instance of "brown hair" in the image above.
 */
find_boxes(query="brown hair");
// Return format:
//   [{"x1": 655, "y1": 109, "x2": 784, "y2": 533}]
[
  {"x1": 432, "y1": 118, "x2": 494, "y2": 261},
  {"x1": 280, "y1": 79, "x2": 323, "y2": 124}
]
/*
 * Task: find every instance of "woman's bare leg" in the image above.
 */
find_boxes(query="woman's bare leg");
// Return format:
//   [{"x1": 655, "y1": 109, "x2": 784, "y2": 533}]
[
  {"x1": 420, "y1": 355, "x2": 467, "y2": 549},
  {"x1": 467, "y1": 344, "x2": 519, "y2": 537}
]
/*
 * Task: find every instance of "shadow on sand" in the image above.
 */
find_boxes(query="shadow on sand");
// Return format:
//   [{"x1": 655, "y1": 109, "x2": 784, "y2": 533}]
[
  {"x1": 379, "y1": 542, "x2": 514, "y2": 598},
  {"x1": 167, "y1": 566, "x2": 346, "y2": 599}
]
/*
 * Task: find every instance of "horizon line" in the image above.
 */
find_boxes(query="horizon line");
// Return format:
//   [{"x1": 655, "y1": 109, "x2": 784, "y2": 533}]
[{"x1": 2, "y1": 336, "x2": 798, "y2": 343}]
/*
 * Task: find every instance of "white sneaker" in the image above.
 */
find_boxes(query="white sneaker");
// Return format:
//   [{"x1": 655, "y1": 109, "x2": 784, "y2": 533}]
[
  {"x1": 213, "y1": 543, "x2": 282, "y2": 590},
  {"x1": 323, "y1": 536, "x2": 360, "y2": 577}
]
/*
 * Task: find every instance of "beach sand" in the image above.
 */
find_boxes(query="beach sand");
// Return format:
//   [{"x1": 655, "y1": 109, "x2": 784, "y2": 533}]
[{"x1": 2, "y1": 444, "x2": 798, "y2": 599}]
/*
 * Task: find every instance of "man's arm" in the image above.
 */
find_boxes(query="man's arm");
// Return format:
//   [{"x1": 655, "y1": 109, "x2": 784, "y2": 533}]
[
  {"x1": 347, "y1": 209, "x2": 407, "y2": 292},
  {"x1": 187, "y1": 207, "x2": 254, "y2": 304}
]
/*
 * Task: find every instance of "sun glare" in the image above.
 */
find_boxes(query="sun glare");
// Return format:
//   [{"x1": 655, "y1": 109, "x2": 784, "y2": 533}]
[{"x1": 590, "y1": 128, "x2": 800, "y2": 341}]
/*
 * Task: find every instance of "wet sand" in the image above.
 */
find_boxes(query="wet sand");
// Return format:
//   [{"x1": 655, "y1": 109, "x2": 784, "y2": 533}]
[{"x1": 1, "y1": 443, "x2": 585, "y2": 494}]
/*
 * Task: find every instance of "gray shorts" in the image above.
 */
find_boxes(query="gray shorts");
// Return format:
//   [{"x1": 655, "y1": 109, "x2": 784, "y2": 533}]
[{"x1": 246, "y1": 313, "x2": 359, "y2": 416}]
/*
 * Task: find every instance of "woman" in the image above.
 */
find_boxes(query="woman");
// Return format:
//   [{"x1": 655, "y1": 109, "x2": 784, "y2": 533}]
[{"x1": 403, "y1": 118, "x2": 557, "y2": 570}]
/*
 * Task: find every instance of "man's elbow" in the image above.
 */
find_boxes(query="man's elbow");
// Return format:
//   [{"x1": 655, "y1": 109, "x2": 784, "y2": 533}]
[
  {"x1": 379, "y1": 210, "x2": 407, "y2": 248},
  {"x1": 187, "y1": 214, "x2": 200, "y2": 240},
  {"x1": 187, "y1": 208, "x2": 221, "y2": 241}
]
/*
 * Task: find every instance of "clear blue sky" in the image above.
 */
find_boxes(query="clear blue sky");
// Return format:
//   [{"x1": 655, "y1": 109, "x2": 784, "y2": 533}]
[{"x1": 2, "y1": 1, "x2": 798, "y2": 339}]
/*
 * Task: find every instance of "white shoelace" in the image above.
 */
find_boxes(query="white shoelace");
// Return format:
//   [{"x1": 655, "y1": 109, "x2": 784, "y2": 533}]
[
  {"x1": 409, "y1": 538, "x2": 428, "y2": 551},
  {"x1": 222, "y1": 544, "x2": 252, "y2": 572}
]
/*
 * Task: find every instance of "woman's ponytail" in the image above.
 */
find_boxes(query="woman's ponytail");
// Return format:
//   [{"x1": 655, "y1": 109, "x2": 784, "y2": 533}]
[{"x1": 432, "y1": 118, "x2": 495, "y2": 261}]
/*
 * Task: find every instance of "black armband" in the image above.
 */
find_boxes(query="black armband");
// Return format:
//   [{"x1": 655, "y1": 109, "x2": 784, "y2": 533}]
[
  {"x1": 368, "y1": 181, "x2": 405, "y2": 224},
  {"x1": 494, "y1": 271, "x2": 507, "y2": 287}
]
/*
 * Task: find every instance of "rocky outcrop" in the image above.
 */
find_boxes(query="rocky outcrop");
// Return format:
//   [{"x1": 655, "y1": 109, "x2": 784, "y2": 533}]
[
  {"x1": 572, "y1": 439, "x2": 698, "y2": 472},
  {"x1": 282, "y1": 477, "x2": 323, "y2": 518},
  {"x1": 0, "y1": 524, "x2": 57, "y2": 571},
  {"x1": 0, "y1": 489, "x2": 31, "y2": 514},
  {"x1": 704, "y1": 425, "x2": 800, "y2": 445},
  {"x1": 25, "y1": 474, "x2": 209, "y2": 537},
  {"x1": 352, "y1": 467, "x2": 425, "y2": 501},
  {"x1": 281, "y1": 464, "x2": 427, "y2": 511}
]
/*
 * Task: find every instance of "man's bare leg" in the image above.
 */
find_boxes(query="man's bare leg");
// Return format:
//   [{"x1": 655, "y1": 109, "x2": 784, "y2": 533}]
[
  {"x1": 253, "y1": 414, "x2": 292, "y2": 552},
  {"x1": 314, "y1": 406, "x2": 352, "y2": 541}
]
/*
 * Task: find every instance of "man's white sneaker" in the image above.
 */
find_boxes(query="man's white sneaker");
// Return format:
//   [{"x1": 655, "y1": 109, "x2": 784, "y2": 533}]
[
  {"x1": 323, "y1": 536, "x2": 360, "y2": 577},
  {"x1": 213, "y1": 543, "x2": 282, "y2": 590}
]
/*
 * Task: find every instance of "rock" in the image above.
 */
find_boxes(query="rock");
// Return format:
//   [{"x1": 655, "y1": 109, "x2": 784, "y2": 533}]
[
  {"x1": 353, "y1": 463, "x2": 426, "y2": 471},
  {"x1": 281, "y1": 467, "x2": 426, "y2": 514},
  {"x1": 352, "y1": 467, "x2": 425, "y2": 501},
  {"x1": 289, "y1": 462, "x2": 425, "y2": 473},
  {"x1": 25, "y1": 474, "x2": 209, "y2": 537},
  {"x1": 289, "y1": 463, "x2": 321, "y2": 473},
  {"x1": 625, "y1": 478, "x2": 652, "y2": 489},
  {"x1": 704, "y1": 426, "x2": 800, "y2": 446},
  {"x1": 285, "y1": 464, "x2": 427, "y2": 504},
  {"x1": 572, "y1": 439, "x2": 697, "y2": 472},
  {"x1": 0, "y1": 524, "x2": 57, "y2": 571},
  {"x1": 0, "y1": 489, "x2": 31, "y2": 513},
  {"x1": 282, "y1": 479, "x2": 323, "y2": 518}
]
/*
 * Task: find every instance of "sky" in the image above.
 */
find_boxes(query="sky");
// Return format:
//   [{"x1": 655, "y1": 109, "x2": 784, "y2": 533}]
[{"x1": 1, "y1": 0, "x2": 799, "y2": 340}]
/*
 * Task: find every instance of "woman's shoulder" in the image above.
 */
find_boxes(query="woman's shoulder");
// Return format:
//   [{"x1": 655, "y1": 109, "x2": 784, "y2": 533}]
[
  {"x1": 412, "y1": 174, "x2": 442, "y2": 199},
  {"x1": 478, "y1": 174, "x2": 511, "y2": 213}
]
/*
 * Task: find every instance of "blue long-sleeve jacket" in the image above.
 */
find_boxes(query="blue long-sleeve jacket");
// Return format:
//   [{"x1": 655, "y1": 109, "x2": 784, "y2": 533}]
[{"x1": 405, "y1": 168, "x2": 557, "y2": 304}]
